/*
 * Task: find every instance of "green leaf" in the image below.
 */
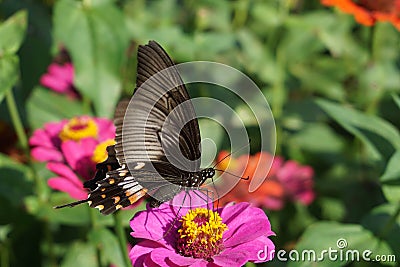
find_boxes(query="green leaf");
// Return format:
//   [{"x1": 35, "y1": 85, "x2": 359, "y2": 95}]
[
  {"x1": 26, "y1": 86, "x2": 88, "y2": 129},
  {"x1": 380, "y1": 150, "x2": 400, "y2": 185},
  {"x1": 25, "y1": 192, "x2": 91, "y2": 226},
  {"x1": 0, "y1": 10, "x2": 27, "y2": 55},
  {"x1": 392, "y1": 94, "x2": 400, "y2": 110},
  {"x1": 318, "y1": 197, "x2": 346, "y2": 221},
  {"x1": 0, "y1": 10, "x2": 27, "y2": 103},
  {"x1": 362, "y1": 203, "x2": 400, "y2": 263},
  {"x1": 382, "y1": 185, "x2": 400, "y2": 204},
  {"x1": 88, "y1": 228, "x2": 125, "y2": 267},
  {"x1": 0, "y1": 54, "x2": 19, "y2": 103},
  {"x1": 0, "y1": 153, "x2": 33, "y2": 206},
  {"x1": 0, "y1": 225, "x2": 11, "y2": 242},
  {"x1": 61, "y1": 242, "x2": 97, "y2": 267},
  {"x1": 54, "y1": 0, "x2": 130, "y2": 117},
  {"x1": 289, "y1": 222, "x2": 395, "y2": 267},
  {"x1": 317, "y1": 99, "x2": 400, "y2": 161},
  {"x1": 290, "y1": 123, "x2": 344, "y2": 153}
]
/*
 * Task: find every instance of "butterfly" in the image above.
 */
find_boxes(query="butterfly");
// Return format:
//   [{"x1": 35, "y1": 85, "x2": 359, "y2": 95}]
[{"x1": 56, "y1": 41, "x2": 216, "y2": 215}]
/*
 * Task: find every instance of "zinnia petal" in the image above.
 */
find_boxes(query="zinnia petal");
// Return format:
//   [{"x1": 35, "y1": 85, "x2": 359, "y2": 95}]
[
  {"x1": 95, "y1": 118, "x2": 116, "y2": 141},
  {"x1": 215, "y1": 235, "x2": 275, "y2": 265},
  {"x1": 29, "y1": 129, "x2": 53, "y2": 147},
  {"x1": 61, "y1": 139, "x2": 97, "y2": 179},
  {"x1": 31, "y1": 147, "x2": 63, "y2": 162},
  {"x1": 47, "y1": 162, "x2": 83, "y2": 188},
  {"x1": 129, "y1": 240, "x2": 163, "y2": 267},
  {"x1": 130, "y1": 204, "x2": 178, "y2": 249},
  {"x1": 221, "y1": 202, "x2": 272, "y2": 247},
  {"x1": 150, "y1": 247, "x2": 203, "y2": 267},
  {"x1": 48, "y1": 177, "x2": 86, "y2": 200}
]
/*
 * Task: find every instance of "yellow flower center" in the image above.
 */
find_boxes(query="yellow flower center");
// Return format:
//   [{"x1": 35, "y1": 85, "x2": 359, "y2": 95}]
[
  {"x1": 92, "y1": 139, "x2": 116, "y2": 163},
  {"x1": 177, "y1": 208, "x2": 227, "y2": 260},
  {"x1": 59, "y1": 117, "x2": 98, "y2": 142}
]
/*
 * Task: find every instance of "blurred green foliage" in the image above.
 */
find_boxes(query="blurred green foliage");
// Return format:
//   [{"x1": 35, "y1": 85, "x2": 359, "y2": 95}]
[{"x1": 0, "y1": 0, "x2": 399, "y2": 266}]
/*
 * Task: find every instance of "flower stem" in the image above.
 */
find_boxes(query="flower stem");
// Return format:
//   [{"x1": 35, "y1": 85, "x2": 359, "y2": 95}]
[
  {"x1": 232, "y1": 0, "x2": 249, "y2": 29},
  {"x1": 5, "y1": 88, "x2": 47, "y2": 201},
  {"x1": 5, "y1": 89, "x2": 28, "y2": 153},
  {"x1": 0, "y1": 243, "x2": 9, "y2": 267},
  {"x1": 89, "y1": 208, "x2": 103, "y2": 267},
  {"x1": 43, "y1": 222, "x2": 57, "y2": 267},
  {"x1": 113, "y1": 212, "x2": 131, "y2": 267}
]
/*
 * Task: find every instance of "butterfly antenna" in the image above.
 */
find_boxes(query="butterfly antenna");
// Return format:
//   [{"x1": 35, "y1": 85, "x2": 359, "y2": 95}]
[
  {"x1": 54, "y1": 199, "x2": 88, "y2": 209},
  {"x1": 214, "y1": 169, "x2": 249, "y2": 180},
  {"x1": 212, "y1": 139, "x2": 251, "y2": 168}
]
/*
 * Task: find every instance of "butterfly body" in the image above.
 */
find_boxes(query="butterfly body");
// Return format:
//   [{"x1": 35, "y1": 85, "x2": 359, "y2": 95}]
[{"x1": 182, "y1": 168, "x2": 215, "y2": 187}]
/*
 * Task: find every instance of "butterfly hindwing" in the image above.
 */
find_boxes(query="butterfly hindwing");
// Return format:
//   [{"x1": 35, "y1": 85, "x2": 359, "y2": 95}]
[
  {"x1": 84, "y1": 145, "x2": 121, "y2": 190},
  {"x1": 87, "y1": 167, "x2": 147, "y2": 215}
]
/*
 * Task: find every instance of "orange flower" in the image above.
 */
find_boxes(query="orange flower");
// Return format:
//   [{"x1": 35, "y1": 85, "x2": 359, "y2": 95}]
[
  {"x1": 215, "y1": 151, "x2": 315, "y2": 210},
  {"x1": 321, "y1": 0, "x2": 400, "y2": 30}
]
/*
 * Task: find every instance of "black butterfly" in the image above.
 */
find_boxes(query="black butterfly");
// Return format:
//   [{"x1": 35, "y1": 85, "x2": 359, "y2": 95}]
[{"x1": 56, "y1": 41, "x2": 216, "y2": 215}]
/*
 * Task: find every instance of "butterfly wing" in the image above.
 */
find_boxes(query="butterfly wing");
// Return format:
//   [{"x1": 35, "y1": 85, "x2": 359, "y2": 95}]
[
  {"x1": 83, "y1": 145, "x2": 121, "y2": 191},
  {"x1": 56, "y1": 41, "x2": 201, "y2": 214},
  {"x1": 117, "y1": 41, "x2": 201, "y2": 173}
]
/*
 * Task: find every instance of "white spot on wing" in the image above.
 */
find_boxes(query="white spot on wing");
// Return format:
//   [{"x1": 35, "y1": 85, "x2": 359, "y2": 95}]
[
  {"x1": 125, "y1": 185, "x2": 143, "y2": 195},
  {"x1": 134, "y1": 162, "x2": 145, "y2": 170}
]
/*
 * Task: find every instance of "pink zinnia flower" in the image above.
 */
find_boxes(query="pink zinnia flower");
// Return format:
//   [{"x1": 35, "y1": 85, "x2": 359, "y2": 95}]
[
  {"x1": 216, "y1": 151, "x2": 315, "y2": 210},
  {"x1": 40, "y1": 62, "x2": 78, "y2": 98},
  {"x1": 29, "y1": 116, "x2": 115, "y2": 199},
  {"x1": 129, "y1": 191, "x2": 275, "y2": 266}
]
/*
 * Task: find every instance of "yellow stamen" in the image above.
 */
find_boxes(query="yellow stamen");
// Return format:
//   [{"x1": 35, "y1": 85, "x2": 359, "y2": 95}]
[
  {"x1": 177, "y1": 208, "x2": 227, "y2": 260},
  {"x1": 91, "y1": 139, "x2": 116, "y2": 163},
  {"x1": 59, "y1": 117, "x2": 98, "y2": 141}
]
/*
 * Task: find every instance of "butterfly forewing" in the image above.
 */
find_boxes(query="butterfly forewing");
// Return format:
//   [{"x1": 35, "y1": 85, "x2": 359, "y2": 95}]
[
  {"x1": 56, "y1": 41, "x2": 211, "y2": 215},
  {"x1": 120, "y1": 41, "x2": 201, "y2": 173}
]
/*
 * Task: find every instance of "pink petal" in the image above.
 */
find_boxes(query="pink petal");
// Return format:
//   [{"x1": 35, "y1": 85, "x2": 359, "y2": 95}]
[
  {"x1": 143, "y1": 256, "x2": 160, "y2": 267},
  {"x1": 297, "y1": 191, "x2": 315, "y2": 205},
  {"x1": 276, "y1": 161, "x2": 301, "y2": 182},
  {"x1": 129, "y1": 240, "x2": 162, "y2": 267},
  {"x1": 61, "y1": 139, "x2": 97, "y2": 179},
  {"x1": 150, "y1": 247, "x2": 198, "y2": 267},
  {"x1": 168, "y1": 190, "x2": 211, "y2": 209},
  {"x1": 40, "y1": 74, "x2": 70, "y2": 93},
  {"x1": 130, "y1": 204, "x2": 178, "y2": 250},
  {"x1": 95, "y1": 118, "x2": 115, "y2": 141},
  {"x1": 31, "y1": 147, "x2": 63, "y2": 162},
  {"x1": 63, "y1": 63, "x2": 74, "y2": 82},
  {"x1": 150, "y1": 247, "x2": 209, "y2": 267},
  {"x1": 46, "y1": 63, "x2": 74, "y2": 85},
  {"x1": 262, "y1": 196, "x2": 284, "y2": 210},
  {"x1": 220, "y1": 203, "x2": 273, "y2": 247},
  {"x1": 47, "y1": 162, "x2": 83, "y2": 188},
  {"x1": 44, "y1": 121, "x2": 67, "y2": 137},
  {"x1": 214, "y1": 235, "x2": 275, "y2": 265},
  {"x1": 29, "y1": 129, "x2": 53, "y2": 147},
  {"x1": 48, "y1": 177, "x2": 87, "y2": 200}
]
